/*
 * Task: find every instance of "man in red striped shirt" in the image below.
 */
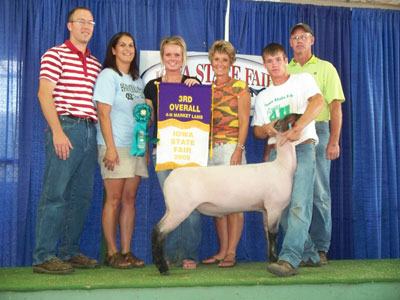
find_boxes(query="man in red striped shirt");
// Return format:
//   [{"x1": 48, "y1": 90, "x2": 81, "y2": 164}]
[{"x1": 33, "y1": 7, "x2": 102, "y2": 275}]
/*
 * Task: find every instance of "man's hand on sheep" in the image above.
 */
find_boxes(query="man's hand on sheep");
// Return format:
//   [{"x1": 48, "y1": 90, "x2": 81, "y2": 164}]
[
  {"x1": 262, "y1": 119, "x2": 279, "y2": 137},
  {"x1": 280, "y1": 124, "x2": 303, "y2": 146}
]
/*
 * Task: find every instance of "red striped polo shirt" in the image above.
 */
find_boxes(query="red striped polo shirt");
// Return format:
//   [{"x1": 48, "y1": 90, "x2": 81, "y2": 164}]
[{"x1": 39, "y1": 40, "x2": 102, "y2": 122}]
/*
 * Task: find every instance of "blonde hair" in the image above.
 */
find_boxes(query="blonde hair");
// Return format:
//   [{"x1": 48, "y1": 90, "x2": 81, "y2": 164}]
[
  {"x1": 160, "y1": 36, "x2": 187, "y2": 73},
  {"x1": 208, "y1": 40, "x2": 236, "y2": 64}
]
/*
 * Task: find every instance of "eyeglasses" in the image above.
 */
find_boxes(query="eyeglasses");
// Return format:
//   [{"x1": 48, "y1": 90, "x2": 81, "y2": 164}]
[
  {"x1": 70, "y1": 19, "x2": 96, "y2": 26},
  {"x1": 291, "y1": 34, "x2": 311, "y2": 41}
]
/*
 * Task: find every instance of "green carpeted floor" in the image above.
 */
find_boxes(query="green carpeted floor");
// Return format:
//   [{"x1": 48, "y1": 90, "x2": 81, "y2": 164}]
[{"x1": 0, "y1": 259, "x2": 399, "y2": 292}]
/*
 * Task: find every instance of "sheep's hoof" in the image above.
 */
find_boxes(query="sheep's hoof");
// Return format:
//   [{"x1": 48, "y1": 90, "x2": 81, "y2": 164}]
[
  {"x1": 157, "y1": 264, "x2": 169, "y2": 275},
  {"x1": 269, "y1": 252, "x2": 278, "y2": 263}
]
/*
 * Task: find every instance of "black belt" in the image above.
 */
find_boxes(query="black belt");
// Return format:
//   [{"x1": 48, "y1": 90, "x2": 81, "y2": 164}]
[{"x1": 63, "y1": 115, "x2": 94, "y2": 124}]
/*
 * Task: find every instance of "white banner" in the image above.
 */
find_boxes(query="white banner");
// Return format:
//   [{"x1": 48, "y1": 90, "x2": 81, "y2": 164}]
[{"x1": 155, "y1": 83, "x2": 212, "y2": 170}]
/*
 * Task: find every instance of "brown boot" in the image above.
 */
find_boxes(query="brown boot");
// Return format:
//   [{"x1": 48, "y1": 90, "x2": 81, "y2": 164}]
[
  {"x1": 33, "y1": 257, "x2": 74, "y2": 275},
  {"x1": 318, "y1": 251, "x2": 328, "y2": 265},
  {"x1": 299, "y1": 259, "x2": 322, "y2": 267},
  {"x1": 67, "y1": 253, "x2": 99, "y2": 269},
  {"x1": 267, "y1": 260, "x2": 298, "y2": 277}
]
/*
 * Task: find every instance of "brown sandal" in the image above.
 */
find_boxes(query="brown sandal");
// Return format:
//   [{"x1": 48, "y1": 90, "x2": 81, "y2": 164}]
[
  {"x1": 123, "y1": 252, "x2": 145, "y2": 268},
  {"x1": 218, "y1": 259, "x2": 236, "y2": 268},
  {"x1": 218, "y1": 253, "x2": 237, "y2": 268},
  {"x1": 104, "y1": 252, "x2": 132, "y2": 269},
  {"x1": 201, "y1": 256, "x2": 221, "y2": 264}
]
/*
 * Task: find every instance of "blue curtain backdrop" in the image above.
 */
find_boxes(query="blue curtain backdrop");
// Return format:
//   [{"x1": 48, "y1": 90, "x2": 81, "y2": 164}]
[
  {"x1": 0, "y1": 0, "x2": 399, "y2": 267},
  {"x1": 295, "y1": 3, "x2": 354, "y2": 261},
  {"x1": 351, "y1": 8, "x2": 400, "y2": 259}
]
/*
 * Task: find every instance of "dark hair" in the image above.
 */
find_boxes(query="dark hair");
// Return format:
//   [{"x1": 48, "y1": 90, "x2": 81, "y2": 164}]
[
  {"x1": 261, "y1": 43, "x2": 287, "y2": 62},
  {"x1": 103, "y1": 32, "x2": 139, "y2": 80},
  {"x1": 68, "y1": 7, "x2": 92, "y2": 22}
]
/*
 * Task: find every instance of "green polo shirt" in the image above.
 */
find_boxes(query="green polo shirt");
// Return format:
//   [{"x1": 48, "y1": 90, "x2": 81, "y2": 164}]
[{"x1": 287, "y1": 55, "x2": 345, "y2": 122}]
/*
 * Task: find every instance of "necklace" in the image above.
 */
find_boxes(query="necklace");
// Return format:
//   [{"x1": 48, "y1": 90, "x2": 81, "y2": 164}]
[
  {"x1": 214, "y1": 77, "x2": 231, "y2": 86},
  {"x1": 163, "y1": 74, "x2": 182, "y2": 83}
]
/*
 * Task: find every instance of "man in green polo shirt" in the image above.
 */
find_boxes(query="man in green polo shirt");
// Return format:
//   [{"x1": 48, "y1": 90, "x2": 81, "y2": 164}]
[{"x1": 287, "y1": 23, "x2": 345, "y2": 265}]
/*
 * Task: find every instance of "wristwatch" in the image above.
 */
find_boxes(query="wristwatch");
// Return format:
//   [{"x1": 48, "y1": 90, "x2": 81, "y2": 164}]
[{"x1": 236, "y1": 142, "x2": 245, "y2": 150}]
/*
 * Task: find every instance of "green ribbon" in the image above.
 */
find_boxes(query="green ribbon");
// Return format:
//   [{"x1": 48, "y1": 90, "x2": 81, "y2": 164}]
[{"x1": 131, "y1": 104, "x2": 157, "y2": 157}]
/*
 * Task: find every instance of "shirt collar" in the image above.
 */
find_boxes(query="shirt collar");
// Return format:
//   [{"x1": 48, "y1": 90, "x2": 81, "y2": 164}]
[
  {"x1": 64, "y1": 40, "x2": 91, "y2": 57},
  {"x1": 289, "y1": 54, "x2": 317, "y2": 67}
]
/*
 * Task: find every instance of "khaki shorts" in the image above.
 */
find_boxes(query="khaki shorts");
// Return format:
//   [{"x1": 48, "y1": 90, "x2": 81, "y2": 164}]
[{"x1": 98, "y1": 145, "x2": 149, "y2": 179}]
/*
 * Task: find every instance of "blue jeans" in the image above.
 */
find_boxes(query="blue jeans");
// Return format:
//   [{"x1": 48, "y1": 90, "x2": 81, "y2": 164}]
[
  {"x1": 270, "y1": 143, "x2": 319, "y2": 267},
  {"x1": 152, "y1": 152, "x2": 201, "y2": 264},
  {"x1": 310, "y1": 122, "x2": 332, "y2": 252},
  {"x1": 33, "y1": 116, "x2": 98, "y2": 265}
]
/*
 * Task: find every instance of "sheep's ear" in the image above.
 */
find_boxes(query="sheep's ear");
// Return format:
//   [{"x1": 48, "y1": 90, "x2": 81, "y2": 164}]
[
  {"x1": 274, "y1": 113, "x2": 303, "y2": 132},
  {"x1": 291, "y1": 113, "x2": 302, "y2": 126},
  {"x1": 285, "y1": 113, "x2": 302, "y2": 129},
  {"x1": 273, "y1": 118, "x2": 283, "y2": 132}
]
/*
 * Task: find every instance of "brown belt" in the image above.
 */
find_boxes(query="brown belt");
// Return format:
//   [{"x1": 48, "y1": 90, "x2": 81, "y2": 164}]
[{"x1": 300, "y1": 138, "x2": 315, "y2": 145}]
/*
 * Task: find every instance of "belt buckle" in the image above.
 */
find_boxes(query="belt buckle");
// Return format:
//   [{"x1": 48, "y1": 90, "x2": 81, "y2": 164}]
[
  {"x1": 75, "y1": 116, "x2": 92, "y2": 123},
  {"x1": 301, "y1": 138, "x2": 315, "y2": 145}
]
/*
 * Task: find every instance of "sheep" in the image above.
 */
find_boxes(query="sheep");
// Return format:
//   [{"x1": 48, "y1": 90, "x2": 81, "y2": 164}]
[{"x1": 151, "y1": 113, "x2": 301, "y2": 275}]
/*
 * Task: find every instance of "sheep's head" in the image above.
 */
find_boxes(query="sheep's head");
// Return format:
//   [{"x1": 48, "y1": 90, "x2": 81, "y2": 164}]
[{"x1": 273, "y1": 113, "x2": 302, "y2": 132}]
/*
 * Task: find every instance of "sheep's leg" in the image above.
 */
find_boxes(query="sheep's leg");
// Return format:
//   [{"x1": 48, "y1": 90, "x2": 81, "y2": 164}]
[
  {"x1": 152, "y1": 208, "x2": 196, "y2": 275},
  {"x1": 263, "y1": 210, "x2": 280, "y2": 263},
  {"x1": 267, "y1": 231, "x2": 279, "y2": 263},
  {"x1": 151, "y1": 223, "x2": 169, "y2": 275}
]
